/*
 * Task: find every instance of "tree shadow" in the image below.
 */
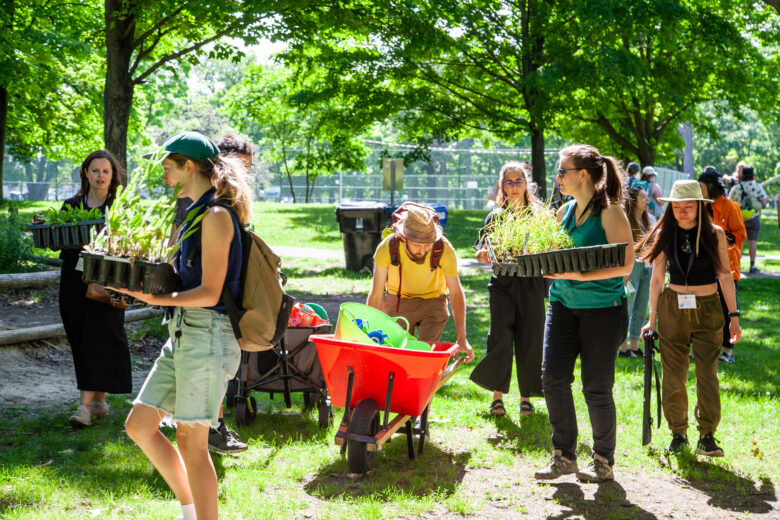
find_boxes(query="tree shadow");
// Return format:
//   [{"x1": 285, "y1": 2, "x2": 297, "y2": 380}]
[
  {"x1": 304, "y1": 442, "x2": 471, "y2": 501},
  {"x1": 484, "y1": 412, "x2": 552, "y2": 453},
  {"x1": 546, "y1": 481, "x2": 658, "y2": 520},
  {"x1": 228, "y1": 398, "x2": 333, "y2": 448},
  {"x1": 659, "y1": 448, "x2": 777, "y2": 514}
]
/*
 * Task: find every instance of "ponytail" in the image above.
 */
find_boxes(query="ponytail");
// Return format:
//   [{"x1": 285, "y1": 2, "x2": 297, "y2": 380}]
[
  {"x1": 559, "y1": 144, "x2": 624, "y2": 215},
  {"x1": 166, "y1": 153, "x2": 253, "y2": 225}
]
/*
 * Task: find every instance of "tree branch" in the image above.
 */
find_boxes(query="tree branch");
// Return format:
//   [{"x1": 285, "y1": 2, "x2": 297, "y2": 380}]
[{"x1": 132, "y1": 5, "x2": 187, "y2": 49}]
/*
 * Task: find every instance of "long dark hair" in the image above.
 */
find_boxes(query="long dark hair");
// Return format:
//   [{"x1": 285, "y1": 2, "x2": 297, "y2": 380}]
[
  {"x1": 77, "y1": 150, "x2": 123, "y2": 199},
  {"x1": 559, "y1": 144, "x2": 623, "y2": 215},
  {"x1": 637, "y1": 201, "x2": 726, "y2": 274},
  {"x1": 166, "y1": 152, "x2": 252, "y2": 225},
  {"x1": 625, "y1": 186, "x2": 651, "y2": 241}
]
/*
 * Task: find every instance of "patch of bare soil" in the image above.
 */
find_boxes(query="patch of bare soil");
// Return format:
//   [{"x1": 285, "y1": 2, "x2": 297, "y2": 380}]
[{"x1": 0, "y1": 285, "x2": 61, "y2": 329}]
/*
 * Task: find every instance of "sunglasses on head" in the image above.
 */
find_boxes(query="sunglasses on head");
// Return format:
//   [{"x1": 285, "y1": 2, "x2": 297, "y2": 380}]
[{"x1": 502, "y1": 179, "x2": 526, "y2": 187}]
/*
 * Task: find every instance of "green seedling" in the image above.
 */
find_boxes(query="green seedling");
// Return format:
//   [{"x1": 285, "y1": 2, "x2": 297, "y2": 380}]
[
  {"x1": 484, "y1": 206, "x2": 574, "y2": 261},
  {"x1": 38, "y1": 204, "x2": 102, "y2": 225}
]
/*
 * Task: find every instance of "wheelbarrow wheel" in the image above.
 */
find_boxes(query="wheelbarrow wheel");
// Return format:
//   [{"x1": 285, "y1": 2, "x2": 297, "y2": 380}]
[
  {"x1": 235, "y1": 395, "x2": 257, "y2": 427},
  {"x1": 317, "y1": 395, "x2": 332, "y2": 429},
  {"x1": 347, "y1": 399, "x2": 379, "y2": 474}
]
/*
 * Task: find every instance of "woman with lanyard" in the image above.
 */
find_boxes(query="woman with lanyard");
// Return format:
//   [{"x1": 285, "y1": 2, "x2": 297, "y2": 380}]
[
  {"x1": 111, "y1": 131, "x2": 250, "y2": 520},
  {"x1": 534, "y1": 145, "x2": 633, "y2": 483},
  {"x1": 638, "y1": 180, "x2": 741, "y2": 457},
  {"x1": 472, "y1": 161, "x2": 546, "y2": 417}
]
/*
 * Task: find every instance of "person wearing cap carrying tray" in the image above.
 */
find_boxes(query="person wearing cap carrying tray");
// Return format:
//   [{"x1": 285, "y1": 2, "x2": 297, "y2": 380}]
[
  {"x1": 638, "y1": 180, "x2": 741, "y2": 458},
  {"x1": 698, "y1": 169, "x2": 746, "y2": 364},
  {"x1": 111, "y1": 131, "x2": 251, "y2": 520},
  {"x1": 534, "y1": 144, "x2": 633, "y2": 484},
  {"x1": 367, "y1": 202, "x2": 474, "y2": 362}
]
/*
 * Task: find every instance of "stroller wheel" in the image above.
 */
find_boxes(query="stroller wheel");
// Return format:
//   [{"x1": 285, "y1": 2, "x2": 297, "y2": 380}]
[
  {"x1": 235, "y1": 395, "x2": 257, "y2": 426},
  {"x1": 302, "y1": 392, "x2": 314, "y2": 411},
  {"x1": 347, "y1": 399, "x2": 379, "y2": 474}
]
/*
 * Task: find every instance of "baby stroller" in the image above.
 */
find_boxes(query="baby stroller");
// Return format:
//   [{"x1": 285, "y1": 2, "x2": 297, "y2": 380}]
[{"x1": 228, "y1": 305, "x2": 333, "y2": 428}]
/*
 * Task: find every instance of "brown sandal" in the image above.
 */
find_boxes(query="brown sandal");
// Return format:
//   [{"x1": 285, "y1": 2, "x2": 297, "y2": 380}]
[{"x1": 519, "y1": 400, "x2": 534, "y2": 416}]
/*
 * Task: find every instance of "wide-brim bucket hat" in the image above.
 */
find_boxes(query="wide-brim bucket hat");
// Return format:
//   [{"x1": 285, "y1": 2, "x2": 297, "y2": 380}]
[
  {"x1": 658, "y1": 180, "x2": 713, "y2": 204},
  {"x1": 391, "y1": 202, "x2": 443, "y2": 244}
]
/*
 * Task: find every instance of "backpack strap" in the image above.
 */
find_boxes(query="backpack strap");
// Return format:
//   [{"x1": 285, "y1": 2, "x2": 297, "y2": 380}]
[
  {"x1": 429, "y1": 238, "x2": 444, "y2": 271},
  {"x1": 386, "y1": 234, "x2": 403, "y2": 313}
]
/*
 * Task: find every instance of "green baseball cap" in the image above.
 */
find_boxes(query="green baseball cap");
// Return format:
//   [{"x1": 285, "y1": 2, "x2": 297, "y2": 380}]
[{"x1": 162, "y1": 131, "x2": 219, "y2": 161}]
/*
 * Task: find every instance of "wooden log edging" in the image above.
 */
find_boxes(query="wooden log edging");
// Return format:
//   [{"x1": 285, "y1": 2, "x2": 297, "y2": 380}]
[
  {"x1": 0, "y1": 271, "x2": 61, "y2": 290},
  {"x1": 0, "y1": 307, "x2": 163, "y2": 346}
]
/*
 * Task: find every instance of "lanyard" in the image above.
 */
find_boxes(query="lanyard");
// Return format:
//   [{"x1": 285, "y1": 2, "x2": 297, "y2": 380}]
[
  {"x1": 673, "y1": 227, "x2": 695, "y2": 290},
  {"x1": 564, "y1": 196, "x2": 595, "y2": 233}
]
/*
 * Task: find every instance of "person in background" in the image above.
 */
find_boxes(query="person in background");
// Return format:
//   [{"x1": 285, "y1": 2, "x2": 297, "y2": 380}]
[
  {"x1": 723, "y1": 161, "x2": 746, "y2": 193},
  {"x1": 534, "y1": 144, "x2": 633, "y2": 483},
  {"x1": 728, "y1": 166, "x2": 768, "y2": 274},
  {"x1": 167, "y1": 133, "x2": 255, "y2": 455},
  {"x1": 699, "y1": 169, "x2": 746, "y2": 364},
  {"x1": 639, "y1": 180, "x2": 741, "y2": 457},
  {"x1": 471, "y1": 162, "x2": 546, "y2": 417},
  {"x1": 619, "y1": 184, "x2": 656, "y2": 358},
  {"x1": 641, "y1": 166, "x2": 665, "y2": 219},
  {"x1": 115, "y1": 131, "x2": 251, "y2": 520},
  {"x1": 59, "y1": 150, "x2": 132, "y2": 428},
  {"x1": 625, "y1": 162, "x2": 641, "y2": 188}
]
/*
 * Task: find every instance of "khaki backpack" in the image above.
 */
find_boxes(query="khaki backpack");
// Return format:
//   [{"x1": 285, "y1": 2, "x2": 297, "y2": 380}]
[{"x1": 206, "y1": 201, "x2": 296, "y2": 351}]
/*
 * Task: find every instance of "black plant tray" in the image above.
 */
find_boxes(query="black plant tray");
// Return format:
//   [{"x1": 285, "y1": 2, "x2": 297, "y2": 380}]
[
  {"x1": 31, "y1": 220, "x2": 104, "y2": 250},
  {"x1": 487, "y1": 239, "x2": 627, "y2": 278},
  {"x1": 80, "y1": 252, "x2": 181, "y2": 294}
]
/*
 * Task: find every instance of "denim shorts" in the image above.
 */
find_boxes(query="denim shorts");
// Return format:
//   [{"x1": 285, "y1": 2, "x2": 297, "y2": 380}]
[{"x1": 134, "y1": 307, "x2": 241, "y2": 427}]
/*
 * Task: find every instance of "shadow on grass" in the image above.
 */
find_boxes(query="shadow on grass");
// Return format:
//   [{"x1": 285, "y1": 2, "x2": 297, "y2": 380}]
[
  {"x1": 547, "y1": 481, "x2": 658, "y2": 520},
  {"x1": 304, "y1": 441, "x2": 471, "y2": 500},
  {"x1": 281, "y1": 205, "x2": 342, "y2": 246},
  {"x1": 484, "y1": 412, "x2": 552, "y2": 454},
  {"x1": 228, "y1": 396, "x2": 333, "y2": 447},
  {"x1": 658, "y1": 448, "x2": 777, "y2": 514}
]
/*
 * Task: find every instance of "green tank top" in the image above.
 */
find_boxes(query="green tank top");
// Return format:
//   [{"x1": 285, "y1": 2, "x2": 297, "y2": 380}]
[{"x1": 548, "y1": 200, "x2": 626, "y2": 309}]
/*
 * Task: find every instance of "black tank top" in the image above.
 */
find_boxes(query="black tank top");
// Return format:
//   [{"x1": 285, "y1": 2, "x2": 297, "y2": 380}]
[{"x1": 667, "y1": 225, "x2": 717, "y2": 286}]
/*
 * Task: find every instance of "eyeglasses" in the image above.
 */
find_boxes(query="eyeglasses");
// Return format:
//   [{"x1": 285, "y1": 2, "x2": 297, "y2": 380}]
[
  {"x1": 556, "y1": 167, "x2": 579, "y2": 177},
  {"x1": 502, "y1": 179, "x2": 526, "y2": 187}
]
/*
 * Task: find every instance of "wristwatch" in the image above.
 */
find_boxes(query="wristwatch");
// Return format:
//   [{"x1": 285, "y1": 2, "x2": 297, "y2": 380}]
[{"x1": 728, "y1": 311, "x2": 740, "y2": 318}]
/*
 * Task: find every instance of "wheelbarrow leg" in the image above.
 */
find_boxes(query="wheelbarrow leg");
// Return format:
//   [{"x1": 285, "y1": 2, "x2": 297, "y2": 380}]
[
  {"x1": 405, "y1": 419, "x2": 415, "y2": 460},
  {"x1": 417, "y1": 405, "x2": 429, "y2": 456},
  {"x1": 383, "y1": 372, "x2": 395, "y2": 430}
]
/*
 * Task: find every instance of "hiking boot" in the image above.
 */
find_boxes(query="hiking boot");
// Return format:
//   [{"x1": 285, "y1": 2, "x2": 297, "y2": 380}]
[
  {"x1": 576, "y1": 453, "x2": 614, "y2": 483},
  {"x1": 208, "y1": 424, "x2": 248, "y2": 454},
  {"x1": 696, "y1": 434, "x2": 724, "y2": 457},
  {"x1": 534, "y1": 450, "x2": 578, "y2": 480},
  {"x1": 666, "y1": 433, "x2": 689, "y2": 453},
  {"x1": 718, "y1": 352, "x2": 735, "y2": 363},
  {"x1": 69, "y1": 404, "x2": 91, "y2": 428},
  {"x1": 91, "y1": 401, "x2": 110, "y2": 418}
]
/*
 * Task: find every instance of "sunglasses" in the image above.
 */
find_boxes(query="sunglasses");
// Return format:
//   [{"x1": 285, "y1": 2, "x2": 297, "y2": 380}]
[
  {"x1": 502, "y1": 179, "x2": 526, "y2": 187},
  {"x1": 556, "y1": 167, "x2": 579, "y2": 177}
]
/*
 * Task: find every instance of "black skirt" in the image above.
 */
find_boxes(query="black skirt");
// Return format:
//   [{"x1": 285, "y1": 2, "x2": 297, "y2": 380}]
[{"x1": 59, "y1": 249, "x2": 132, "y2": 394}]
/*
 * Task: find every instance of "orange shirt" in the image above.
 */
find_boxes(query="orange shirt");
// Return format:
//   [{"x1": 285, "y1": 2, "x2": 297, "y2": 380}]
[{"x1": 712, "y1": 196, "x2": 747, "y2": 281}]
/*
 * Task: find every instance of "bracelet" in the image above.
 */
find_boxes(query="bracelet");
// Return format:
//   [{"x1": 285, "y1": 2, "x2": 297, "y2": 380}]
[
  {"x1": 728, "y1": 311, "x2": 740, "y2": 318},
  {"x1": 649, "y1": 310, "x2": 658, "y2": 315}
]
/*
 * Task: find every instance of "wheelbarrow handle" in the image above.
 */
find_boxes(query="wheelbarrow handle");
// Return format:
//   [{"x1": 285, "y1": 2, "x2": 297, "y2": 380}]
[{"x1": 441, "y1": 356, "x2": 465, "y2": 383}]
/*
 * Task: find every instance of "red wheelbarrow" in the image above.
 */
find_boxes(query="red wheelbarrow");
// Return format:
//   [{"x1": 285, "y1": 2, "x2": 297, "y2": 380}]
[{"x1": 309, "y1": 334, "x2": 464, "y2": 474}]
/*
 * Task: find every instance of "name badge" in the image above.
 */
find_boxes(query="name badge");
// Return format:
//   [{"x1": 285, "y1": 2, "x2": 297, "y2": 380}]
[{"x1": 678, "y1": 294, "x2": 697, "y2": 309}]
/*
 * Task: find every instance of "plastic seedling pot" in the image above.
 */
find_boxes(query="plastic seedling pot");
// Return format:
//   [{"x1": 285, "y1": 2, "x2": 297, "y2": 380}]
[
  {"x1": 80, "y1": 252, "x2": 102, "y2": 283},
  {"x1": 561, "y1": 249, "x2": 573, "y2": 272},
  {"x1": 127, "y1": 261, "x2": 144, "y2": 292},
  {"x1": 617, "y1": 243, "x2": 627, "y2": 266},
  {"x1": 552, "y1": 250, "x2": 566, "y2": 274},
  {"x1": 530, "y1": 255, "x2": 542, "y2": 277},
  {"x1": 107, "y1": 256, "x2": 130, "y2": 289},
  {"x1": 576, "y1": 249, "x2": 589, "y2": 272},
  {"x1": 49, "y1": 226, "x2": 61, "y2": 250},
  {"x1": 95, "y1": 255, "x2": 112, "y2": 285},
  {"x1": 140, "y1": 261, "x2": 181, "y2": 294},
  {"x1": 31, "y1": 226, "x2": 47, "y2": 249},
  {"x1": 60, "y1": 224, "x2": 75, "y2": 248},
  {"x1": 78, "y1": 220, "x2": 104, "y2": 245}
]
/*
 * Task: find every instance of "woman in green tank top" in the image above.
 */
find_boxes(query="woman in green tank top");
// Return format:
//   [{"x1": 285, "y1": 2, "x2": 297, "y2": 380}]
[{"x1": 534, "y1": 145, "x2": 634, "y2": 484}]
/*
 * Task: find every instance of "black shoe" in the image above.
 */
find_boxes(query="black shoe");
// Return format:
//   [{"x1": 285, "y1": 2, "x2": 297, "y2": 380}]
[
  {"x1": 696, "y1": 434, "x2": 724, "y2": 457},
  {"x1": 208, "y1": 424, "x2": 248, "y2": 454},
  {"x1": 618, "y1": 350, "x2": 636, "y2": 359},
  {"x1": 632, "y1": 347, "x2": 644, "y2": 357},
  {"x1": 666, "y1": 433, "x2": 689, "y2": 453}
]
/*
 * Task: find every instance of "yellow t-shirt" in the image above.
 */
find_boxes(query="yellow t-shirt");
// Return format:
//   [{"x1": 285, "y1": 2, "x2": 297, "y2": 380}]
[{"x1": 374, "y1": 235, "x2": 458, "y2": 299}]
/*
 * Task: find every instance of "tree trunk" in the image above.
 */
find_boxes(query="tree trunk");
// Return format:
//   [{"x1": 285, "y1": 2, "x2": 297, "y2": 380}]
[
  {"x1": 0, "y1": 86, "x2": 7, "y2": 203},
  {"x1": 103, "y1": 0, "x2": 137, "y2": 179},
  {"x1": 679, "y1": 121, "x2": 694, "y2": 178},
  {"x1": 530, "y1": 126, "x2": 546, "y2": 200},
  {"x1": 637, "y1": 142, "x2": 655, "y2": 168}
]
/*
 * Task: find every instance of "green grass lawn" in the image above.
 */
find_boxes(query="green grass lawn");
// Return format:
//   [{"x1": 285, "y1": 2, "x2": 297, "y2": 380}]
[{"x1": 1, "y1": 201, "x2": 778, "y2": 518}]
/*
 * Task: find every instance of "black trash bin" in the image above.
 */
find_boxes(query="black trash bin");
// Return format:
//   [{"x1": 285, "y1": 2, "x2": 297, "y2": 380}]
[{"x1": 335, "y1": 202, "x2": 389, "y2": 272}]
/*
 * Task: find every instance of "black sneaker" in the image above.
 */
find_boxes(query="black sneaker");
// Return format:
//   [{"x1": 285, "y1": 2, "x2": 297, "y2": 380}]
[
  {"x1": 618, "y1": 350, "x2": 636, "y2": 359},
  {"x1": 208, "y1": 424, "x2": 248, "y2": 454},
  {"x1": 632, "y1": 347, "x2": 644, "y2": 357},
  {"x1": 666, "y1": 433, "x2": 689, "y2": 453},
  {"x1": 696, "y1": 434, "x2": 724, "y2": 457}
]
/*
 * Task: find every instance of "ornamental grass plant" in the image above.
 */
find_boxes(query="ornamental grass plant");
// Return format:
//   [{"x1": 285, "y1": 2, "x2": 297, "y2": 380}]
[{"x1": 485, "y1": 206, "x2": 574, "y2": 262}]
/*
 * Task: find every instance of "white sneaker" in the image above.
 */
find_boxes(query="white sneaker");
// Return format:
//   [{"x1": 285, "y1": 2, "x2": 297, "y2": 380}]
[
  {"x1": 91, "y1": 401, "x2": 110, "y2": 418},
  {"x1": 69, "y1": 404, "x2": 91, "y2": 427}
]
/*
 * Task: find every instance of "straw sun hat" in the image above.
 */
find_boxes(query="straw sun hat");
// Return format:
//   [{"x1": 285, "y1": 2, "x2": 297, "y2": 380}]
[
  {"x1": 391, "y1": 202, "x2": 443, "y2": 244},
  {"x1": 658, "y1": 180, "x2": 713, "y2": 204}
]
